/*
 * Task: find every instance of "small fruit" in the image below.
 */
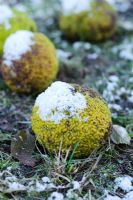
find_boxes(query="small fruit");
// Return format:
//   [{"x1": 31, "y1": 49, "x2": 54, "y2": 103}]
[
  {"x1": 0, "y1": 5, "x2": 36, "y2": 55},
  {"x1": 31, "y1": 81, "x2": 112, "y2": 157},
  {"x1": 1, "y1": 30, "x2": 59, "y2": 93},
  {"x1": 59, "y1": 0, "x2": 117, "y2": 42}
]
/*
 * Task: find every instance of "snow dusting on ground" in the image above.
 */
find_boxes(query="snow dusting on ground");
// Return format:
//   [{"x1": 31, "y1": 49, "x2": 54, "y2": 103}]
[
  {"x1": 0, "y1": 5, "x2": 13, "y2": 29},
  {"x1": 0, "y1": 168, "x2": 85, "y2": 199},
  {"x1": 35, "y1": 81, "x2": 87, "y2": 124},
  {"x1": 115, "y1": 176, "x2": 133, "y2": 192},
  {"x1": 3, "y1": 30, "x2": 34, "y2": 67},
  {"x1": 56, "y1": 49, "x2": 72, "y2": 61},
  {"x1": 104, "y1": 176, "x2": 133, "y2": 200},
  {"x1": 104, "y1": 194, "x2": 121, "y2": 200},
  {"x1": 48, "y1": 192, "x2": 64, "y2": 200},
  {"x1": 112, "y1": 38, "x2": 133, "y2": 61},
  {"x1": 100, "y1": 75, "x2": 133, "y2": 113}
]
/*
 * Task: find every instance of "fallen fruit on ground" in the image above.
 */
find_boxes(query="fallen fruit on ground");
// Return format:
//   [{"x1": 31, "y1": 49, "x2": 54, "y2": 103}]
[
  {"x1": 59, "y1": 0, "x2": 117, "y2": 42},
  {"x1": 0, "y1": 5, "x2": 37, "y2": 55},
  {"x1": 1, "y1": 30, "x2": 59, "y2": 93},
  {"x1": 31, "y1": 81, "x2": 112, "y2": 157}
]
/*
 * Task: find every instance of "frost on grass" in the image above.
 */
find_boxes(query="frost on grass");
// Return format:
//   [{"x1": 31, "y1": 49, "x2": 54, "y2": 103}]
[
  {"x1": 0, "y1": 5, "x2": 13, "y2": 29},
  {"x1": 0, "y1": 168, "x2": 85, "y2": 199},
  {"x1": 73, "y1": 41, "x2": 91, "y2": 51},
  {"x1": 61, "y1": 0, "x2": 90, "y2": 15},
  {"x1": 3, "y1": 30, "x2": 34, "y2": 67},
  {"x1": 0, "y1": 169, "x2": 56, "y2": 193},
  {"x1": 56, "y1": 49, "x2": 72, "y2": 61},
  {"x1": 35, "y1": 81, "x2": 87, "y2": 124},
  {"x1": 114, "y1": 176, "x2": 133, "y2": 192},
  {"x1": 72, "y1": 181, "x2": 81, "y2": 190},
  {"x1": 100, "y1": 75, "x2": 133, "y2": 113},
  {"x1": 123, "y1": 191, "x2": 133, "y2": 200},
  {"x1": 48, "y1": 192, "x2": 64, "y2": 200},
  {"x1": 102, "y1": 75, "x2": 122, "y2": 112},
  {"x1": 104, "y1": 176, "x2": 133, "y2": 200},
  {"x1": 112, "y1": 38, "x2": 133, "y2": 61},
  {"x1": 7, "y1": 182, "x2": 26, "y2": 192},
  {"x1": 104, "y1": 194, "x2": 121, "y2": 200}
]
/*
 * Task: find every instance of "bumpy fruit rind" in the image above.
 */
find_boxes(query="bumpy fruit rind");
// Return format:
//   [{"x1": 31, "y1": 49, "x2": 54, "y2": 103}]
[
  {"x1": 0, "y1": 9, "x2": 36, "y2": 55},
  {"x1": 1, "y1": 33, "x2": 59, "y2": 93},
  {"x1": 31, "y1": 86, "x2": 112, "y2": 157},
  {"x1": 59, "y1": 0, "x2": 117, "y2": 42}
]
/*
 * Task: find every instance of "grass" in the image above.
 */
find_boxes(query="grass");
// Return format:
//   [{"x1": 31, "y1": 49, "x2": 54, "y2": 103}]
[
  {"x1": 0, "y1": 152, "x2": 18, "y2": 170},
  {"x1": 0, "y1": 0, "x2": 133, "y2": 199}
]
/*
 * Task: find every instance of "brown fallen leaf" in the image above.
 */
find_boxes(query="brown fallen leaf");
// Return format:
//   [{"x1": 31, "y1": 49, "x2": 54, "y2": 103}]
[
  {"x1": 110, "y1": 125, "x2": 131, "y2": 145},
  {"x1": 11, "y1": 130, "x2": 36, "y2": 167}
]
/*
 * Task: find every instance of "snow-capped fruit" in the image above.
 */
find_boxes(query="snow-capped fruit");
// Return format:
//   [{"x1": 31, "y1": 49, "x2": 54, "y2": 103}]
[
  {"x1": 31, "y1": 81, "x2": 112, "y2": 157},
  {"x1": 0, "y1": 5, "x2": 36, "y2": 55},
  {"x1": 1, "y1": 30, "x2": 59, "y2": 93},
  {"x1": 59, "y1": 0, "x2": 117, "y2": 42}
]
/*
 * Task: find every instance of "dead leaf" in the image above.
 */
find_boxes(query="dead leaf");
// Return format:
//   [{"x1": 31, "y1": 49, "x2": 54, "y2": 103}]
[
  {"x1": 110, "y1": 125, "x2": 131, "y2": 145},
  {"x1": 11, "y1": 130, "x2": 36, "y2": 167}
]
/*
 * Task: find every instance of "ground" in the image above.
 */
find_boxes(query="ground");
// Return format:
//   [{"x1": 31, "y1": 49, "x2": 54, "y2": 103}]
[{"x1": 0, "y1": 0, "x2": 133, "y2": 199}]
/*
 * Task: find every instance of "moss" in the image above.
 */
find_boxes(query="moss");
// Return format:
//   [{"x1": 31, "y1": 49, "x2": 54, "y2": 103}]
[
  {"x1": 59, "y1": 0, "x2": 117, "y2": 42},
  {"x1": 0, "y1": 8, "x2": 37, "y2": 55},
  {"x1": 31, "y1": 86, "x2": 112, "y2": 157},
  {"x1": 1, "y1": 33, "x2": 59, "y2": 93}
]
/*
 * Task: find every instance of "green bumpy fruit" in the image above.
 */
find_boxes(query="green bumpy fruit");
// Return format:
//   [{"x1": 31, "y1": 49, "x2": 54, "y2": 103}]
[
  {"x1": 1, "y1": 32, "x2": 59, "y2": 93},
  {"x1": 0, "y1": 7, "x2": 36, "y2": 55},
  {"x1": 59, "y1": 0, "x2": 117, "y2": 42},
  {"x1": 31, "y1": 82, "x2": 112, "y2": 157}
]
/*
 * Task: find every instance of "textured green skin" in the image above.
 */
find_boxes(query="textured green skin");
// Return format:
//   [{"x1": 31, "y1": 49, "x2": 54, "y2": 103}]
[
  {"x1": 59, "y1": 0, "x2": 117, "y2": 42},
  {"x1": 31, "y1": 86, "x2": 112, "y2": 158},
  {"x1": 0, "y1": 9, "x2": 37, "y2": 55},
  {"x1": 1, "y1": 33, "x2": 59, "y2": 93}
]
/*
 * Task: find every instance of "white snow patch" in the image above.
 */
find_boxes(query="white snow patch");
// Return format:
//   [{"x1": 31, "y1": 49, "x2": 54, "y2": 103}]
[
  {"x1": 61, "y1": 0, "x2": 90, "y2": 15},
  {"x1": 103, "y1": 75, "x2": 119, "y2": 103},
  {"x1": 72, "y1": 181, "x2": 80, "y2": 190},
  {"x1": 104, "y1": 192, "x2": 133, "y2": 200},
  {"x1": 104, "y1": 194, "x2": 121, "y2": 200},
  {"x1": 104, "y1": 176, "x2": 133, "y2": 200},
  {"x1": 42, "y1": 176, "x2": 51, "y2": 183},
  {"x1": 8, "y1": 182, "x2": 26, "y2": 192},
  {"x1": 6, "y1": 175, "x2": 17, "y2": 182},
  {"x1": 48, "y1": 192, "x2": 64, "y2": 200},
  {"x1": 0, "y1": 5, "x2": 13, "y2": 29},
  {"x1": 56, "y1": 49, "x2": 71, "y2": 61},
  {"x1": 112, "y1": 39, "x2": 133, "y2": 61},
  {"x1": 35, "y1": 81, "x2": 87, "y2": 124},
  {"x1": 66, "y1": 189, "x2": 83, "y2": 199},
  {"x1": 109, "y1": 75, "x2": 119, "y2": 82},
  {"x1": 35, "y1": 181, "x2": 46, "y2": 192},
  {"x1": 100, "y1": 74, "x2": 133, "y2": 113},
  {"x1": 108, "y1": 104, "x2": 122, "y2": 111},
  {"x1": 73, "y1": 41, "x2": 91, "y2": 50},
  {"x1": 128, "y1": 96, "x2": 133, "y2": 103},
  {"x1": 119, "y1": 20, "x2": 133, "y2": 31},
  {"x1": 3, "y1": 30, "x2": 34, "y2": 67},
  {"x1": 115, "y1": 176, "x2": 133, "y2": 192},
  {"x1": 119, "y1": 44, "x2": 133, "y2": 61},
  {"x1": 123, "y1": 191, "x2": 133, "y2": 200}
]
